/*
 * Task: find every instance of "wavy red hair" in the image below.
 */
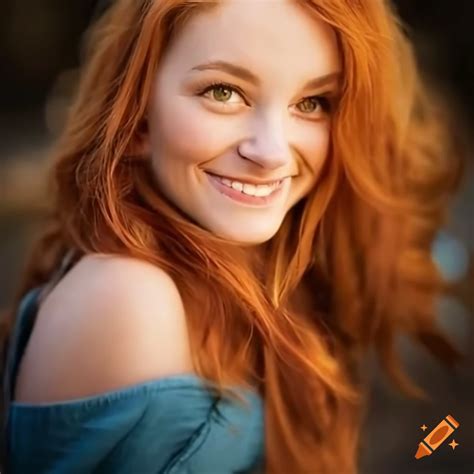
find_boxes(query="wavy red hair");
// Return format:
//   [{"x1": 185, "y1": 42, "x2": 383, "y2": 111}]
[{"x1": 1, "y1": 0, "x2": 465, "y2": 472}]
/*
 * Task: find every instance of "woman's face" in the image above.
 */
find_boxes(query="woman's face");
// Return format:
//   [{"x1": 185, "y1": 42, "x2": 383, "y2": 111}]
[{"x1": 146, "y1": 0, "x2": 341, "y2": 245}]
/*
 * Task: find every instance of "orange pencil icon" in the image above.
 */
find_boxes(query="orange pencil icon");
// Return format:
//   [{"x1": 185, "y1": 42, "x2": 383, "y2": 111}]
[{"x1": 415, "y1": 414, "x2": 459, "y2": 459}]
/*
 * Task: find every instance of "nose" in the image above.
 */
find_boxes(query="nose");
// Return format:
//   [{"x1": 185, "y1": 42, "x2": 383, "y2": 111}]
[{"x1": 237, "y1": 111, "x2": 292, "y2": 170}]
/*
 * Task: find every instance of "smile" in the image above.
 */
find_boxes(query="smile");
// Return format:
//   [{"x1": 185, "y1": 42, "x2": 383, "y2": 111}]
[{"x1": 205, "y1": 172, "x2": 288, "y2": 207}]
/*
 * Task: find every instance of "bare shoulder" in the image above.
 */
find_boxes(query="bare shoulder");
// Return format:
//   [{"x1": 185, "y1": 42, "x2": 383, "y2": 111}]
[{"x1": 14, "y1": 253, "x2": 194, "y2": 404}]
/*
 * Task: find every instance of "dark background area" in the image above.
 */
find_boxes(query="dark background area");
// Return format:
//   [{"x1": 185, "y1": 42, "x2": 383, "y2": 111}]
[{"x1": 0, "y1": 1, "x2": 472, "y2": 473}]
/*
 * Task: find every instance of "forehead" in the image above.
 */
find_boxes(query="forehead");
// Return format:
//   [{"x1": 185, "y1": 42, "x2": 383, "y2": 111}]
[{"x1": 163, "y1": 0, "x2": 341, "y2": 81}]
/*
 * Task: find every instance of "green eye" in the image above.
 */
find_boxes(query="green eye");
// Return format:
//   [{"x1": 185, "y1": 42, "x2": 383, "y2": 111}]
[
  {"x1": 211, "y1": 85, "x2": 233, "y2": 102},
  {"x1": 300, "y1": 96, "x2": 331, "y2": 113},
  {"x1": 198, "y1": 82, "x2": 243, "y2": 104},
  {"x1": 299, "y1": 98, "x2": 317, "y2": 112}
]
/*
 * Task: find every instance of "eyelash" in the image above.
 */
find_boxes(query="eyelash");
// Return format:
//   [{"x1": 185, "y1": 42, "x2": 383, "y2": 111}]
[{"x1": 196, "y1": 80, "x2": 333, "y2": 118}]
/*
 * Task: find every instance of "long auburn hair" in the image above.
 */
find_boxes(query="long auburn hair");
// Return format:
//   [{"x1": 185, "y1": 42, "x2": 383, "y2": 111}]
[{"x1": 0, "y1": 0, "x2": 466, "y2": 472}]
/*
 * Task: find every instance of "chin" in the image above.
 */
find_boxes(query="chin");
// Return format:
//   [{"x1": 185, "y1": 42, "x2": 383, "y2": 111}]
[{"x1": 213, "y1": 227, "x2": 278, "y2": 246}]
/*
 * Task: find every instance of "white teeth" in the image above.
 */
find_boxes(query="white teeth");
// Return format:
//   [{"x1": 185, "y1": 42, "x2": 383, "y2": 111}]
[
  {"x1": 253, "y1": 185, "x2": 274, "y2": 197},
  {"x1": 242, "y1": 183, "x2": 256, "y2": 195},
  {"x1": 213, "y1": 174, "x2": 282, "y2": 197},
  {"x1": 231, "y1": 181, "x2": 244, "y2": 192}
]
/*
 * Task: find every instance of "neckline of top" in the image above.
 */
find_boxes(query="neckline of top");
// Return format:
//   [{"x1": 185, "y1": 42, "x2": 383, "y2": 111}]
[{"x1": 11, "y1": 372, "x2": 262, "y2": 409}]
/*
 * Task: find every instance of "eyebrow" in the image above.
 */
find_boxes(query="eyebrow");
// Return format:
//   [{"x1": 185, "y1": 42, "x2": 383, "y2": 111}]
[{"x1": 190, "y1": 60, "x2": 341, "y2": 91}]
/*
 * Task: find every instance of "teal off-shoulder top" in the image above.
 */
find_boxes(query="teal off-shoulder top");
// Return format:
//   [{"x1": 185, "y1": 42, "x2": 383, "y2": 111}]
[{"x1": 2, "y1": 284, "x2": 265, "y2": 473}]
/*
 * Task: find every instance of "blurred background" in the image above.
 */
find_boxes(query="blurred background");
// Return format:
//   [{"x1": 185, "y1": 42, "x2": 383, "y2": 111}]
[{"x1": 0, "y1": 1, "x2": 472, "y2": 473}]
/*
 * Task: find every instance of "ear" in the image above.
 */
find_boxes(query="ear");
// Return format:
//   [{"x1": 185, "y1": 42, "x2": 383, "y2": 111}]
[{"x1": 126, "y1": 115, "x2": 152, "y2": 158}]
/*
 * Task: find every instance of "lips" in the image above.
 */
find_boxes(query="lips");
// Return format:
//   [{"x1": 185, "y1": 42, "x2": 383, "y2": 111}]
[{"x1": 205, "y1": 171, "x2": 286, "y2": 207}]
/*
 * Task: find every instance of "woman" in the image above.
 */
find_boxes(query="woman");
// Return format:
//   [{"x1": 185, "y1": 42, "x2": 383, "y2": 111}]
[{"x1": 0, "y1": 0, "x2": 465, "y2": 472}]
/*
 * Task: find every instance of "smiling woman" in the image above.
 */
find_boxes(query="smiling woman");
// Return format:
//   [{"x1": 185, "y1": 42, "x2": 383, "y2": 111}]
[
  {"x1": 145, "y1": 0, "x2": 341, "y2": 245},
  {"x1": 0, "y1": 0, "x2": 464, "y2": 473}
]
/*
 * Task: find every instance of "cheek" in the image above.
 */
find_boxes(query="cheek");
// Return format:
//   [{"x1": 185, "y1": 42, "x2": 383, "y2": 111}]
[
  {"x1": 292, "y1": 123, "x2": 332, "y2": 201},
  {"x1": 301, "y1": 121, "x2": 331, "y2": 173},
  {"x1": 150, "y1": 94, "x2": 237, "y2": 165}
]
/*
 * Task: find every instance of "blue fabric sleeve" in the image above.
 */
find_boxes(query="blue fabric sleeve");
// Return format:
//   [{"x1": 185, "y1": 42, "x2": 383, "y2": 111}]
[{"x1": 8, "y1": 375, "x2": 264, "y2": 474}]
